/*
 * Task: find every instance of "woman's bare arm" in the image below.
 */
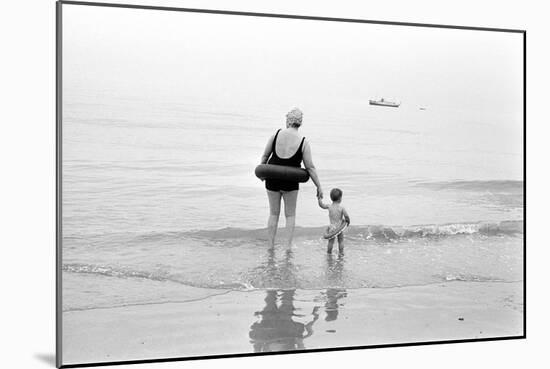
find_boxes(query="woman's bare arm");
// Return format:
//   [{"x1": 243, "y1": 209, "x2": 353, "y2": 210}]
[
  {"x1": 260, "y1": 134, "x2": 275, "y2": 164},
  {"x1": 302, "y1": 140, "x2": 323, "y2": 198}
]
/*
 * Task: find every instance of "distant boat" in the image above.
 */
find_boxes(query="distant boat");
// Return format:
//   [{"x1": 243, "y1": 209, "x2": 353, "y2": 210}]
[
  {"x1": 419, "y1": 107, "x2": 427, "y2": 110},
  {"x1": 369, "y1": 98, "x2": 400, "y2": 108}
]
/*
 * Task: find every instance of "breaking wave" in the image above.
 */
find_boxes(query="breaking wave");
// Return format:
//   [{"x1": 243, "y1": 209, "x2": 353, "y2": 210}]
[{"x1": 175, "y1": 220, "x2": 523, "y2": 242}]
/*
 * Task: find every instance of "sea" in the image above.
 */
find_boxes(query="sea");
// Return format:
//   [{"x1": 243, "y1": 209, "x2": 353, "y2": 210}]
[{"x1": 61, "y1": 90, "x2": 524, "y2": 314}]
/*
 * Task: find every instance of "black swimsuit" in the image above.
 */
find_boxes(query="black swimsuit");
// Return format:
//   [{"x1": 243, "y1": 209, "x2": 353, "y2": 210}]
[{"x1": 265, "y1": 129, "x2": 306, "y2": 192}]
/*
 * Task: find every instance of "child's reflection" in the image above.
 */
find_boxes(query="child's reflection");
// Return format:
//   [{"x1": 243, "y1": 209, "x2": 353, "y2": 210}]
[{"x1": 324, "y1": 254, "x2": 347, "y2": 322}]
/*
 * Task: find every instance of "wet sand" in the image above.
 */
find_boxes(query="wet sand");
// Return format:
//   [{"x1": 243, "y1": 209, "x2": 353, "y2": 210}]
[{"x1": 62, "y1": 281, "x2": 523, "y2": 366}]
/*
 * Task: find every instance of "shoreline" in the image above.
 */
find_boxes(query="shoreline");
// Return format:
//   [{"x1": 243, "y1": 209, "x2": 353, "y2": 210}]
[{"x1": 62, "y1": 281, "x2": 523, "y2": 366}]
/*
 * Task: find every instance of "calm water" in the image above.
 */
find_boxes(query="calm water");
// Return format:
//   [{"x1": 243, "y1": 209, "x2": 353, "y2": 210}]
[{"x1": 62, "y1": 90, "x2": 523, "y2": 314}]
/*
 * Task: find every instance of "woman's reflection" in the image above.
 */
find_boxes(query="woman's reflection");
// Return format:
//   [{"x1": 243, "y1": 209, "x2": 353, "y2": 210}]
[{"x1": 249, "y1": 248, "x2": 319, "y2": 352}]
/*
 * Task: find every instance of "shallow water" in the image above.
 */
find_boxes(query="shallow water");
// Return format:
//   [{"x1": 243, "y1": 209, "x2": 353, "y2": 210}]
[{"x1": 62, "y1": 220, "x2": 523, "y2": 311}]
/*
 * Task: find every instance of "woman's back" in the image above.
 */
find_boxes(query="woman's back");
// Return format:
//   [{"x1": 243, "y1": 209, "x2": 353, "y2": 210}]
[{"x1": 274, "y1": 128, "x2": 305, "y2": 159}]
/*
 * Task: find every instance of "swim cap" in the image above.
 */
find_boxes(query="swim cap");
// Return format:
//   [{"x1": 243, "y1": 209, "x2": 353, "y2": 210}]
[{"x1": 286, "y1": 108, "x2": 303, "y2": 127}]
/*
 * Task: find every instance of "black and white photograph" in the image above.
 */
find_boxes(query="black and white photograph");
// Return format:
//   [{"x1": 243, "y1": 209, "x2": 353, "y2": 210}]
[{"x1": 57, "y1": 1, "x2": 524, "y2": 367}]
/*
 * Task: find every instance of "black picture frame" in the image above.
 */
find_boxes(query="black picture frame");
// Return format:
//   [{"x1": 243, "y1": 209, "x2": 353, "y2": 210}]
[{"x1": 56, "y1": 1, "x2": 526, "y2": 367}]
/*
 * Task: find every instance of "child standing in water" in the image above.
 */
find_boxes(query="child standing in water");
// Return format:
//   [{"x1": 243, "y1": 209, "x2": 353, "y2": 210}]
[{"x1": 318, "y1": 188, "x2": 350, "y2": 254}]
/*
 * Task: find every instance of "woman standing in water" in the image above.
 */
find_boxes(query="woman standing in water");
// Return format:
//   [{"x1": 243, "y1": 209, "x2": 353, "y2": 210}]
[{"x1": 260, "y1": 108, "x2": 323, "y2": 247}]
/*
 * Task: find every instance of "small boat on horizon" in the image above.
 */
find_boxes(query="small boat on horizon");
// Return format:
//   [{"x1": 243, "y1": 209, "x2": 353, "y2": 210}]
[{"x1": 369, "y1": 98, "x2": 400, "y2": 108}]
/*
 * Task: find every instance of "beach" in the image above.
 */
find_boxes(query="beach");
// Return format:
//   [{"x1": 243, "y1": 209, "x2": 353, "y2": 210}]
[
  {"x1": 60, "y1": 90, "x2": 524, "y2": 364},
  {"x1": 60, "y1": 91, "x2": 524, "y2": 364},
  {"x1": 63, "y1": 280, "x2": 523, "y2": 365}
]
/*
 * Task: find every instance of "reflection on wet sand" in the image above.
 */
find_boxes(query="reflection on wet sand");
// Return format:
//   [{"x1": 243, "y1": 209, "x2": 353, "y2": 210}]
[
  {"x1": 324, "y1": 288, "x2": 347, "y2": 322},
  {"x1": 249, "y1": 289, "x2": 320, "y2": 352},
  {"x1": 249, "y1": 248, "x2": 318, "y2": 352},
  {"x1": 249, "y1": 248, "x2": 349, "y2": 351},
  {"x1": 324, "y1": 254, "x2": 347, "y2": 323}
]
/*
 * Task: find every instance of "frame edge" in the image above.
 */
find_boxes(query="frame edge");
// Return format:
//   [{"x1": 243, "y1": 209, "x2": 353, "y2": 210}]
[
  {"x1": 56, "y1": 0, "x2": 63, "y2": 367},
  {"x1": 58, "y1": 0, "x2": 526, "y2": 34}
]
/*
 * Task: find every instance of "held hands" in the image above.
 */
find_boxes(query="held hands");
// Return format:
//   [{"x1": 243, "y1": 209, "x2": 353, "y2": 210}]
[
  {"x1": 316, "y1": 189, "x2": 329, "y2": 210},
  {"x1": 316, "y1": 187, "x2": 324, "y2": 199}
]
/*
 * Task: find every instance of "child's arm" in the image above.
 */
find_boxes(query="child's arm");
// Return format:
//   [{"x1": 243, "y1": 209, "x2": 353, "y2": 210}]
[
  {"x1": 317, "y1": 197, "x2": 329, "y2": 209},
  {"x1": 342, "y1": 207, "x2": 351, "y2": 225}
]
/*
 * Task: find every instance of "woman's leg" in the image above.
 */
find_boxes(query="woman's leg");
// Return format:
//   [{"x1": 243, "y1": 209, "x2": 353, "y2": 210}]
[
  {"x1": 282, "y1": 190, "x2": 299, "y2": 247},
  {"x1": 266, "y1": 190, "x2": 282, "y2": 247}
]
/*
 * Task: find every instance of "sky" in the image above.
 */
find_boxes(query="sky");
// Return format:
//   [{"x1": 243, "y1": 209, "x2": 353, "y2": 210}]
[{"x1": 62, "y1": 4, "x2": 523, "y2": 115}]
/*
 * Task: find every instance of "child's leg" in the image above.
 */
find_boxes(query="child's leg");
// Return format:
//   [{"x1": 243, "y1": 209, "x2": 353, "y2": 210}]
[
  {"x1": 327, "y1": 238, "x2": 335, "y2": 254},
  {"x1": 337, "y1": 233, "x2": 344, "y2": 254}
]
